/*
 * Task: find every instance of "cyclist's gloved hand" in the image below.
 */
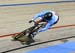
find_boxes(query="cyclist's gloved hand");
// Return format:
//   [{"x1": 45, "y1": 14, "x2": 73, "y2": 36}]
[{"x1": 29, "y1": 20, "x2": 33, "y2": 23}]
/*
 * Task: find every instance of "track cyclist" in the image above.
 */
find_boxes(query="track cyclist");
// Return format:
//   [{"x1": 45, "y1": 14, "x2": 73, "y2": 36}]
[{"x1": 27, "y1": 10, "x2": 59, "y2": 44}]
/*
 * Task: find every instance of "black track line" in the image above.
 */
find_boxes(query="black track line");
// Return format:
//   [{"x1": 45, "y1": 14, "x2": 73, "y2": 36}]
[{"x1": 0, "y1": 1, "x2": 75, "y2": 7}]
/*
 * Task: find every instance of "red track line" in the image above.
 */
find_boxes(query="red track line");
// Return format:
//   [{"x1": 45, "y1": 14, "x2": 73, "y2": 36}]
[
  {"x1": 0, "y1": 33, "x2": 19, "y2": 38},
  {"x1": 0, "y1": 24, "x2": 75, "y2": 38},
  {"x1": 51, "y1": 24, "x2": 75, "y2": 29}
]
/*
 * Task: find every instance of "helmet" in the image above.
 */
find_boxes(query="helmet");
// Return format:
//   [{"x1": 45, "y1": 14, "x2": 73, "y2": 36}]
[{"x1": 43, "y1": 12, "x2": 53, "y2": 21}]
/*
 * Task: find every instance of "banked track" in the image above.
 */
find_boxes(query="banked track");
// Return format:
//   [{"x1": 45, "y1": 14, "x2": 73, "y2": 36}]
[
  {"x1": 0, "y1": 1, "x2": 75, "y2": 7},
  {"x1": 0, "y1": 1, "x2": 75, "y2": 53},
  {"x1": 1, "y1": 35, "x2": 75, "y2": 53},
  {"x1": 0, "y1": 24, "x2": 75, "y2": 38},
  {"x1": 1, "y1": 24, "x2": 75, "y2": 53}
]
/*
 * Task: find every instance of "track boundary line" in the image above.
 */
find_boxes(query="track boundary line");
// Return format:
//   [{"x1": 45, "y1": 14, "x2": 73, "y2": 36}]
[
  {"x1": 0, "y1": 1, "x2": 75, "y2": 7},
  {"x1": 1, "y1": 35, "x2": 75, "y2": 53},
  {"x1": 0, "y1": 24, "x2": 75, "y2": 38}
]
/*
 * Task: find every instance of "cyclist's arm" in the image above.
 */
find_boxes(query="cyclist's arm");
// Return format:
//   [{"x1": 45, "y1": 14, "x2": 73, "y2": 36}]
[
  {"x1": 32, "y1": 10, "x2": 54, "y2": 20},
  {"x1": 32, "y1": 11, "x2": 48, "y2": 20},
  {"x1": 32, "y1": 13, "x2": 42, "y2": 20}
]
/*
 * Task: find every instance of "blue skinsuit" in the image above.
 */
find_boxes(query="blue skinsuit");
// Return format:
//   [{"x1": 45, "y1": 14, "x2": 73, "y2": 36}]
[{"x1": 33, "y1": 10, "x2": 59, "y2": 32}]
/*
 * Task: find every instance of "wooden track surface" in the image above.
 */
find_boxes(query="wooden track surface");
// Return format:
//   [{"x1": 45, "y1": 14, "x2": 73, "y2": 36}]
[
  {"x1": 0, "y1": 2, "x2": 75, "y2": 35},
  {"x1": 0, "y1": 0, "x2": 63, "y2": 4},
  {"x1": 0, "y1": 1, "x2": 75, "y2": 53}
]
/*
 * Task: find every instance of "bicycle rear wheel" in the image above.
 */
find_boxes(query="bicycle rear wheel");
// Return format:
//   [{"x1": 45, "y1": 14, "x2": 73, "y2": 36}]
[
  {"x1": 12, "y1": 26, "x2": 35, "y2": 41},
  {"x1": 12, "y1": 29, "x2": 28, "y2": 41}
]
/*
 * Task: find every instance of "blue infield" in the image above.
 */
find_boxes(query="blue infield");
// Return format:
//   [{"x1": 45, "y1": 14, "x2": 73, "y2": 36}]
[{"x1": 26, "y1": 41, "x2": 75, "y2": 53}]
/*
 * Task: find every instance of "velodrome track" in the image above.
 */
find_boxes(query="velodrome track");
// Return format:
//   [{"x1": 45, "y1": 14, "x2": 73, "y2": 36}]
[{"x1": 0, "y1": 1, "x2": 75, "y2": 53}]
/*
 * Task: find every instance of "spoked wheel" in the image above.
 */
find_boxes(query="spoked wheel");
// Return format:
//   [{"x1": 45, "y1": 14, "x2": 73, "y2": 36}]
[
  {"x1": 12, "y1": 29, "x2": 29, "y2": 41},
  {"x1": 12, "y1": 26, "x2": 34, "y2": 42}
]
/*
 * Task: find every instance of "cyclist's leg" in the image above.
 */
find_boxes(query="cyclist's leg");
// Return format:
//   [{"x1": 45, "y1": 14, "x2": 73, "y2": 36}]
[
  {"x1": 48, "y1": 17, "x2": 59, "y2": 29},
  {"x1": 26, "y1": 33, "x2": 35, "y2": 44},
  {"x1": 53, "y1": 16, "x2": 59, "y2": 25},
  {"x1": 27, "y1": 19, "x2": 43, "y2": 38}
]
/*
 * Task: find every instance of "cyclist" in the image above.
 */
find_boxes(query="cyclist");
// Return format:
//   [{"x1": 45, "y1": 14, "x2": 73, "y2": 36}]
[{"x1": 27, "y1": 10, "x2": 59, "y2": 44}]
